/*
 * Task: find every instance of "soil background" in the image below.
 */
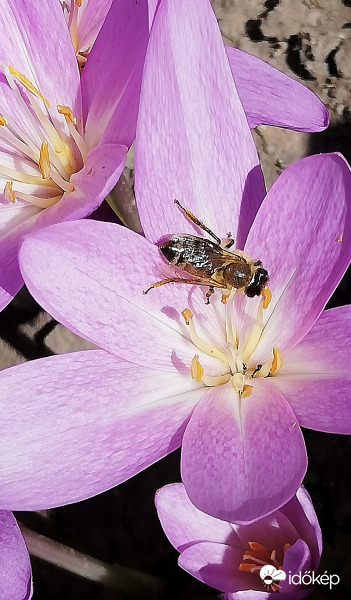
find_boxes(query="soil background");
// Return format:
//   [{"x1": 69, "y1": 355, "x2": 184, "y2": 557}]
[{"x1": 1, "y1": 1, "x2": 351, "y2": 599}]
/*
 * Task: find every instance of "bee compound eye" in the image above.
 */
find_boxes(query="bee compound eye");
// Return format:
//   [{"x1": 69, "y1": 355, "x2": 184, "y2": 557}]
[{"x1": 245, "y1": 267, "x2": 269, "y2": 297}]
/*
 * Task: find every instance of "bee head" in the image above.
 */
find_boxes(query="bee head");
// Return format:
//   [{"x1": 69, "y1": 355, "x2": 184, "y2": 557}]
[{"x1": 245, "y1": 267, "x2": 269, "y2": 298}]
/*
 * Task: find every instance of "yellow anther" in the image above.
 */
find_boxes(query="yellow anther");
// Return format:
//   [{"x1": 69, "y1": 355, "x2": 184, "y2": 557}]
[
  {"x1": 221, "y1": 293, "x2": 229, "y2": 304},
  {"x1": 259, "y1": 346, "x2": 284, "y2": 378},
  {"x1": 248, "y1": 541, "x2": 269, "y2": 555},
  {"x1": 4, "y1": 181, "x2": 16, "y2": 203},
  {"x1": 8, "y1": 66, "x2": 50, "y2": 108},
  {"x1": 38, "y1": 141, "x2": 51, "y2": 179},
  {"x1": 270, "y1": 346, "x2": 283, "y2": 375},
  {"x1": 239, "y1": 562, "x2": 256, "y2": 572},
  {"x1": 182, "y1": 308, "x2": 193, "y2": 325},
  {"x1": 75, "y1": 0, "x2": 83, "y2": 6},
  {"x1": 57, "y1": 105, "x2": 76, "y2": 124},
  {"x1": 0, "y1": 115, "x2": 6, "y2": 126},
  {"x1": 241, "y1": 384, "x2": 253, "y2": 398},
  {"x1": 190, "y1": 355, "x2": 203, "y2": 383},
  {"x1": 261, "y1": 286, "x2": 272, "y2": 309}
]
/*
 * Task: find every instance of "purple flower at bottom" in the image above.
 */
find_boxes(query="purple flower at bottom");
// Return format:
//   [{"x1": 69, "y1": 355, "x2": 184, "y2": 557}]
[
  {"x1": 156, "y1": 484, "x2": 321, "y2": 599},
  {"x1": 0, "y1": 511, "x2": 32, "y2": 600}
]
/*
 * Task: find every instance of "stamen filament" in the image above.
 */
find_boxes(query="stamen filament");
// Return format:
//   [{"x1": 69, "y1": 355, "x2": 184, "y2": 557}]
[
  {"x1": 66, "y1": 119, "x2": 88, "y2": 163},
  {"x1": 0, "y1": 165, "x2": 57, "y2": 187},
  {"x1": 49, "y1": 169, "x2": 75, "y2": 193},
  {"x1": 14, "y1": 191, "x2": 62, "y2": 208},
  {"x1": 0, "y1": 114, "x2": 42, "y2": 162},
  {"x1": 242, "y1": 298, "x2": 264, "y2": 363},
  {"x1": 183, "y1": 309, "x2": 228, "y2": 364},
  {"x1": 202, "y1": 373, "x2": 231, "y2": 387},
  {"x1": 225, "y1": 289, "x2": 237, "y2": 346}
]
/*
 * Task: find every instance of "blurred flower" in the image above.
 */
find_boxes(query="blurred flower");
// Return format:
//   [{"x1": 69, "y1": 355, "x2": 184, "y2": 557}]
[
  {"x1": 0, "y1": 0, "x2": 349, "y2": 522},
  {"x1": 156, "y1": 483, "x2": 321, "y2": 600},
  {"x1": 0, "y1": 511, "x2": 32, "y2": 600},
  {"x1": 0, "y1": 0, "x2": 150, "y2": 311}
]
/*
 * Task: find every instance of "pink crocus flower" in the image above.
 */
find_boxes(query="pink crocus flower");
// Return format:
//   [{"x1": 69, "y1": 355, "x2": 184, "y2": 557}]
[
  {"x1": 0, "y1": 0, "x2": 150, "y2": 311},
  {"x1": 60, "y1": 0, "x2": 113, "y2": 67},
  {"x1": 0, "y1": 0, "x2": 349, "y2": 523},
  {"x1": 0, "y1": 511, "x2": 32, "y2": 600},
  {"x1": 156, "y1": 483, "x2": 321, "y2": 600}
]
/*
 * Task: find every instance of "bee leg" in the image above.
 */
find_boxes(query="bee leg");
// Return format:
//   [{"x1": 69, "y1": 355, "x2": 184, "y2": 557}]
[
  {"x1": 174, "y1": 199, "x2": 221, "y2": 245},
  {"x1": 144, "y1": 276, "x2": 205, "y2": 294},
  {"x1": 221, "y1": 232, "x2": 235, "y2": 249},
  {"x1": 205, "y1": 285, "x2": 215, "y2": 304}
]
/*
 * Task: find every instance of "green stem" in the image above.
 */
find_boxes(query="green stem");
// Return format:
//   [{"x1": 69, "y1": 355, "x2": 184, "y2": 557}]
[{"x1": 19, "y1": 523, "x2": 167, "y2": 599}]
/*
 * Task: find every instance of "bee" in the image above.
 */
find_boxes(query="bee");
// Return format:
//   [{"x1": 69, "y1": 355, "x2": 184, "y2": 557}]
[{"x1": 144, "y1": 200, "x2": 269, "y2": 304}]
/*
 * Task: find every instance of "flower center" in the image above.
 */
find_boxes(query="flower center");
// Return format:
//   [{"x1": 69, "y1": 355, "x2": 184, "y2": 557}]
[
  {"x1": 182, "y1": 290, "x2": 283, "y2": 397},
  {"x1": 0, "y1": 65, "x2": 88, "y2": 209},
  {"x1": 239, "y1": 540, "x2": 290, "y2": 592}
]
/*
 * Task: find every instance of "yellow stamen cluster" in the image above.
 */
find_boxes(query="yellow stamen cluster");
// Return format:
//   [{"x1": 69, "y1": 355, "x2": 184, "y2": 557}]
[
  {"x1": 239, "y1": 540, "x2": 290, "y2": 592},
  {"x1": 181, "y1": 291, "x2": 283, "y2": 395},
  {"x1": 1, "y1": 66, "x2": 89, "y2": 210}
]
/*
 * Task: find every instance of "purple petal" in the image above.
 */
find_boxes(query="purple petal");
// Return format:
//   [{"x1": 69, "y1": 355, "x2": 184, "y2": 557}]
[
  {"x1": 181, "y1": 379, "x2": 307, "y2": 523},
  {"x1": 280, "y1": 539, "x2": 311, "y2": 592},
  {"x1": 0, "y1": 350, "x2": 202, "y2": 509},
  {"x1": 179, "y1": 542, "x2": 242, "y2": 592},
  {"x1": 281, "y1": 306, "x2": 351, "y2": 374},
  {"x1": 226, "y1": 46, "x2": 328, "y2": 132},
  {"x1": 20, "y1": 220, "x2": 219, "y2": 372},
  {"x1": 271, "y1": 306, "x2": 351, "y2": 434},
  {"x1": 1, "y1": 0, "x2": 80, "y2": 121},
  {"x1": 75, "y1": 0, "x2": 113, "y2": 53},
  {"x1": 0, "y1": 213, "x2": 38, "y2": 311},
  {"x1": 233, "y1": 509, "x2": 300, "y2": 553},
  {"x1": 280, "y1": 487, "x2": 322, "y2": 572},
  {"x1": 134, "y1": 0, "x2": 265, "y2": 247},
  {"x1": 155, "y1": 483, "x2": 235, "y2": 551},
  {"x1": 271, "y1": 374, "x2": 351, "y2": 434},
  {"x1": 33, "y1": 143, "x2": 127, "y2": 226},
  {"x1": 246, "y1": 153, "x2": 351, "y2": 359},
  {"x1": 0, "y1": 512, "x2": 32, "y2": 600},
  {"x1": 82, "y1": 0, "x2": 149, "y2": 147}
]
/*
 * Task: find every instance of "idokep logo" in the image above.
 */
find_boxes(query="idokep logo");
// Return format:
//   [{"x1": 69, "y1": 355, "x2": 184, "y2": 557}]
[
  {"x1": 259, "y1": 566, "x2": 340, "y2": 591},
  {"x1": 260, "y1": 565, "x2": 286, "y2": 588}
]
